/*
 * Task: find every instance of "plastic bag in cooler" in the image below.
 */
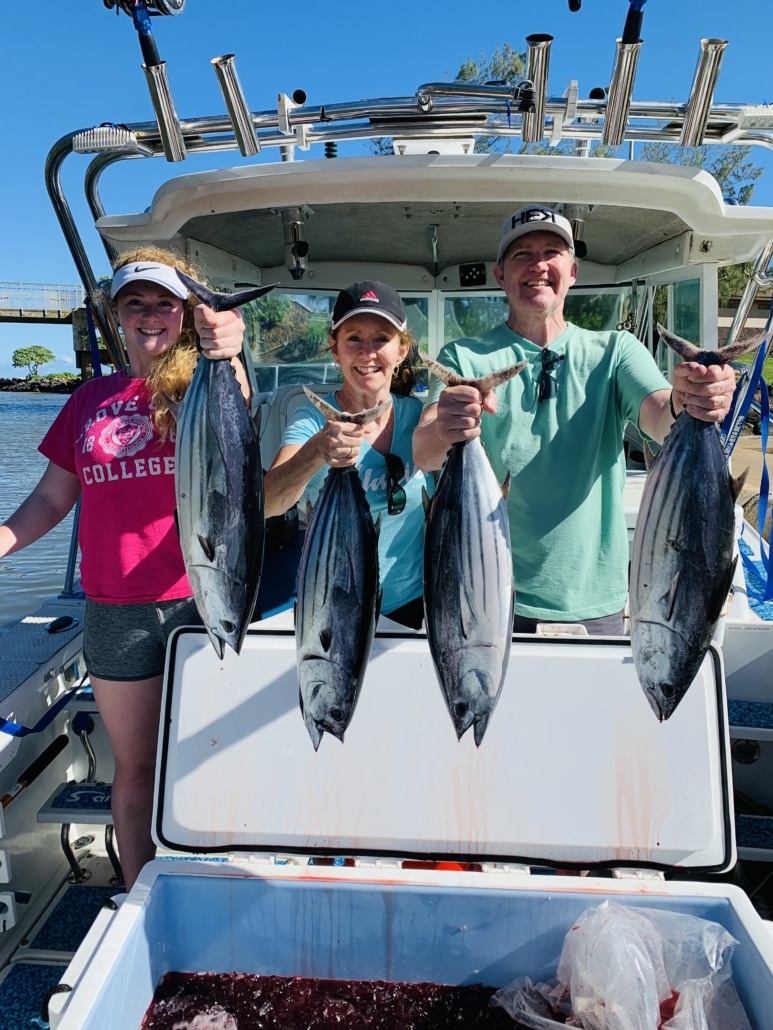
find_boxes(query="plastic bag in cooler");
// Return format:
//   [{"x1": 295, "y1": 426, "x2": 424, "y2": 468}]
[{"x1": 490, "y1": 900, "x2": 752, "y2": 1030}]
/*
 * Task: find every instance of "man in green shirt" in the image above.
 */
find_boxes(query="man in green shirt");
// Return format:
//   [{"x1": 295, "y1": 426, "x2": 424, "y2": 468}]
[{"x1": 413, "y1": 205, "x2": 737, "y2": 634}]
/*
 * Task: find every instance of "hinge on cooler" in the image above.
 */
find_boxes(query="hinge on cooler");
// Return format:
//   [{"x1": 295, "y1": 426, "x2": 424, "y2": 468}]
[{"x1": 611, "y1": 868, "x2": 666, "y2": 881}]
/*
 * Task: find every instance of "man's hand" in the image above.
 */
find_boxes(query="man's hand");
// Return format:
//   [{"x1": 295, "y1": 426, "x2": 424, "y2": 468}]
[
  {"x1": 435, "y1": 384, "x2": 496, "y2": 445},
  {"x1": 671, "y1": 361, "x2": 737, "y2": 423}
]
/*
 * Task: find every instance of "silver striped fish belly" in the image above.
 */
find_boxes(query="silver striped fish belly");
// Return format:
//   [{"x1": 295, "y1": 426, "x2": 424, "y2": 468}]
[
  {"x1": 296, "y1": 466, "x2": 381, "y2": 750},
  {"x1": 630, "y1": 416, "x2": 737, "y2": 721},
  {"x1": 175, "y1": 356, "x2": 265, "y2": 659},
  {"x1": 424, "y1": 439, "x2": 514, "y2": 746}
]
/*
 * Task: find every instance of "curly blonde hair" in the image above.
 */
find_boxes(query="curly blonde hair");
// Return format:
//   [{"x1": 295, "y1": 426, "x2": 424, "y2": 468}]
[
  {"x1": 111, "y1": 245, "x2": 203, "y2": 441},
  {"x1": 328, "y1": 326, "x2": 418, "y2": 398}
]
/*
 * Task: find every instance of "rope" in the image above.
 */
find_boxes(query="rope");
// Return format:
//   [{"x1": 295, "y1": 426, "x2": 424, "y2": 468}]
[
  {"x1": 85, "y1": 302, "x2": 104, "y2": 378},
  {"x1": 722, "y1": 299, "x2": 772, "y2": 603}
]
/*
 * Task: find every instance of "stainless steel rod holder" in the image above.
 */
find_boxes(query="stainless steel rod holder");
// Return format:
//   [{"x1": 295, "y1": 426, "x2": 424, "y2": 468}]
[
  {"x1": 680, "y1": 39, "x2": 729, "y2": 147},
  {"x1": 522, "y1": 34, "x2": 553, "y2": 144},
  {"x1": 602, "y1": 40, "x2": 643, "y2": 147},
  {"x1": 143, "y1": 61, "x2": 187, "y2": 162},
  {"x1": 211, "y1": 54, "x2": 259, "y2": 157}
]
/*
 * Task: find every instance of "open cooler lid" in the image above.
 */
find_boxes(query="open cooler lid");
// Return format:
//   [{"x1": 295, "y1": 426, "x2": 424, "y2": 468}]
[{"x1": 154, "y1": 624, "x2": 733, "y2": 873}]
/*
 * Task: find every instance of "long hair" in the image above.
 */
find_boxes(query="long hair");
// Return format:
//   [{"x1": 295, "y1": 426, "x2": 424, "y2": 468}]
[
  {"x1": 111, "y1": 245, "x2": 202, "y2": 441},
  {"x1": 328, "y1": 326, "x2": 418, "y2": 398}
]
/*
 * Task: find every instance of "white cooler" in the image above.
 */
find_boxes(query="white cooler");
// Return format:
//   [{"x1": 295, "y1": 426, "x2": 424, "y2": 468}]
[{"x1": 49, "y1": 622, "x2": 773, "y2": 1028}]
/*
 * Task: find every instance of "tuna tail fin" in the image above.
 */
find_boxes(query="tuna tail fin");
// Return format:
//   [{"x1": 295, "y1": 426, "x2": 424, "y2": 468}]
[
  {"x1": 174, "y1": 268, "x2": 277, "y2": 311},
  {"x1": 302, "y1": 385, "x2": 391, "y2": 426},
  {"x1": 657, "y1": 322, "x2": 771, "y2": 366},
  {"x1": 420, "y1": 353, "x2": 527, "y2": 392},
  {"x1": 656, "y1": 324, "x2": 703, "y2": 364},
  {"x1": 718, "y1": 330, "x2": 771, "y2": 364}
]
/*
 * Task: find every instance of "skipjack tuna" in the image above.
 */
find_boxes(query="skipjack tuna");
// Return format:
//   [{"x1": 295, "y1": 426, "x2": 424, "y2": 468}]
[
  {"x1": 171, "y1": 270, "x2": 275, "y2": 658},
  {"x1": 629, "y1": 324, "x2": 768, "y2": 720},
  {"x1": 422, "y1": 355, "x2": 526, "y2": 745},
  {"x1": 296, "y1": 389, "x2": 388, "y2": 749}
]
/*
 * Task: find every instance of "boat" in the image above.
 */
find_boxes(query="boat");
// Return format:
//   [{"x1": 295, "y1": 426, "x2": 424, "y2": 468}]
[{"x1": 1, "y1": 1, "x2": 773, "y2": 1026}]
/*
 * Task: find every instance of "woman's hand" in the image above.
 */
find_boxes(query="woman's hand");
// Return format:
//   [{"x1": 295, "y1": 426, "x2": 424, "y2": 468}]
[
  {"x1": 195, "y1": 305, "x2": 245, "y2": 360},
  {"x1": 315, "y1": 420, "x2": 364, "y2": 467}
]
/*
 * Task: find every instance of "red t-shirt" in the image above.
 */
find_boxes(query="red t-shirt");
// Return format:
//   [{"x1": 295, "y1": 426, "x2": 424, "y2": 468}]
[{"x1": 39, "y1": 370, "x2": 191, "y2": 604}]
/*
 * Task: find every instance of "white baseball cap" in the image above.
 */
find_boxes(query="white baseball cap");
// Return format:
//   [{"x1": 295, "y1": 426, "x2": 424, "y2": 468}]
[
  {"x1": 109, "y1": 261, "x2": 190, "y2": 300},
  {"x1": 496, "y1": 205, "x2": 574, "y2": 263}
]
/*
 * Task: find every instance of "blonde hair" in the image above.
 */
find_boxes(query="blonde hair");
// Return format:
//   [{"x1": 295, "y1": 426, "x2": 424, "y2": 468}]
[{"x1": 111, "y1": 245, "x2": 202, "y2": 441}]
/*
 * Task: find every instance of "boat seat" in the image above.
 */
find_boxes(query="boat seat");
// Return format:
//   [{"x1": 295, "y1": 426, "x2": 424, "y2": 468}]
[
  {"x1": 728, "y1": 699, "x2": 773, "y2": 730},
  {"x1": 258, "y1": 382, "x2": 337, "y2": 470}
]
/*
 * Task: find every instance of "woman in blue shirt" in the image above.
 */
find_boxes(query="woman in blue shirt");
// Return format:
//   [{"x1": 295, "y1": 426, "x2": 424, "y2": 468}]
[{"x1": 264, "y1": 281, "x2": 431, "y2": 628}]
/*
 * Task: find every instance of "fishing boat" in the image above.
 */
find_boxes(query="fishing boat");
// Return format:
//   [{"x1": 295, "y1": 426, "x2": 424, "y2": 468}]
[{"x1": 2, "y1": 1, "x2": 773, "y2": 1026}]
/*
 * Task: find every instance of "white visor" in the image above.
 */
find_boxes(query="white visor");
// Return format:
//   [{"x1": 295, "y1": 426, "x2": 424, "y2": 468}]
[{"x1": 109, "y1": 262, "x2": 189, "y2": 300}]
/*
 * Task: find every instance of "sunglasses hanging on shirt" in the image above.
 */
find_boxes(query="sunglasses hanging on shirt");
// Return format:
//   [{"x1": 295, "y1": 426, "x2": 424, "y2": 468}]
[
  {"x1": 384, "y1": 452, "x2": 407, "y2": 515},
  {"x1": 538, "y1": 349, "x2": 565, "y2": 403}
]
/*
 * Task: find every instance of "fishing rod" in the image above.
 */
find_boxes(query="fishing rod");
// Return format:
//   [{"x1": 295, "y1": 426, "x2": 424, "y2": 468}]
[
  {"x1": 103, "y1": 0, "x2": 188, "y2": 162},
  {"x1": 567, "y1": 0, "x2": 648, "y2": 26},
  {"x1": 103, "y1": 0, "x2": 185, "y2": 18}
]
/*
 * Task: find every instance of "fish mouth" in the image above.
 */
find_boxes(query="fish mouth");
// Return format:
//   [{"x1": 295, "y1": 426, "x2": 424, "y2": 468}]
[
  {"x1": 447, "y1": 668, "x2": 498, "y2": 744},
  {"x1": 299, "y1": 655, "x2": 358, "y2": 749}
]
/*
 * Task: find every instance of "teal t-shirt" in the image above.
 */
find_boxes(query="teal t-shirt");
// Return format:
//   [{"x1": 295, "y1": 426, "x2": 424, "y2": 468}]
[
  {"x1": 283, "y1": 392, "x2": 432, "y2": 615},
  {"x1": 427, "y1": 323, "x2": 669, "y2": 621}
]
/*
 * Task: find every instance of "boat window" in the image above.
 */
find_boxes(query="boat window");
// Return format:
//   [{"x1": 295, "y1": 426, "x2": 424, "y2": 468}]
[
  {"x1": 241, "y1": 291, "x2": 430, "y2": 393},
  {"x1": 441, "y1": 287, "x2": 633, "y2": 347},
  {"x1": 444, "y1": 294, "x2": 510, "y2": 344},
  {"x1": 652, "y1": 277, "x2": 701, "y2": 376}
]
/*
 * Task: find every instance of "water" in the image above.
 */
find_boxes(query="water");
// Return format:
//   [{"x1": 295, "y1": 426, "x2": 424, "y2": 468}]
[{"x1": 0, "y1": 393, "x2": 79, "y2": 630}]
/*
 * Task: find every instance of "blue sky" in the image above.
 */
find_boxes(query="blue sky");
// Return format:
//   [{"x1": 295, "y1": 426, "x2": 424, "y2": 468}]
[{"x1": 2, "y1": 0, "x2": 773, "y2": 375}]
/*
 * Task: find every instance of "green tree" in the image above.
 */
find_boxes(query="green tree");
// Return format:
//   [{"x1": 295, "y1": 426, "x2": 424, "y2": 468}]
[
  {"x1": 12, "y1": 345, "x2": 56, "y2": 378},
  {"x1": 639, "y1": 143, "x2": 764, "y2": 304},
  {"x1": 452, "y1": 48, "x2": 764, "y2": 299},
  {"x1": 454, "y1": 44, "x2": 526, "y2": 155},
  {"x1": 638, "y1": 143, "x2": 762, "y2": 206},
  {"x1": 454, "y1": 42, "x2": 526, "y2": 87}
]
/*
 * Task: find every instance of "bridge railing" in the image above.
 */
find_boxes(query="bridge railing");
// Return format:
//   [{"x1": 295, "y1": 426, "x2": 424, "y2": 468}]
[{"x1": 0, "y1": 282, "x2": 84, "y2": 312}]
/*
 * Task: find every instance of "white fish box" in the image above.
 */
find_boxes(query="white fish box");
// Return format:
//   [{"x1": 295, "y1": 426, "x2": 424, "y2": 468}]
[{"x1": 50, "y1": 625, "x2": 773, "y2": 1029}]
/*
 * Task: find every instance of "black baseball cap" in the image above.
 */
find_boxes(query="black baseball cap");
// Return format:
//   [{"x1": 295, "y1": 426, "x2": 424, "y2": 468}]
[{"x1": 331, "y1": 280, "x2": 407, "y2": 332}]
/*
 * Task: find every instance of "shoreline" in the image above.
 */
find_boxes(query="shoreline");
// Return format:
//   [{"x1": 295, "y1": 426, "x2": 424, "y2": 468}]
[{"x1": 0, "y1": 377, "x2": 81, "y2": 395}]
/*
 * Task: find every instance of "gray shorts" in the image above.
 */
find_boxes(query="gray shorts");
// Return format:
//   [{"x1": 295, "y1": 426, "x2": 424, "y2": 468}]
[{"x1": 83, "y1": 597, "x2": 202, "y2": 681}]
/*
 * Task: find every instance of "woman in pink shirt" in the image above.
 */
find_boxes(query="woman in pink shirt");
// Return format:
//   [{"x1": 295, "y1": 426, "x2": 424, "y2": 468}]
[{"x1": 0, "y1": 246, "x2": 246, "y2": 889}]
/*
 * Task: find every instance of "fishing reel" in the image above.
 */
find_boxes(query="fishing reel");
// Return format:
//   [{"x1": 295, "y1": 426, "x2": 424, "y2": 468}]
[{"x1": 103, "y1": 0, "x2": 185, "y2": 16}]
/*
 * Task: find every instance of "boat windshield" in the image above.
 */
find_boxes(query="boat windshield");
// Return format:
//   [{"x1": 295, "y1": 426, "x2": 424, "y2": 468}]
[{"x1": 244, "y1": 285, "x2": 637, "y2": 394}]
